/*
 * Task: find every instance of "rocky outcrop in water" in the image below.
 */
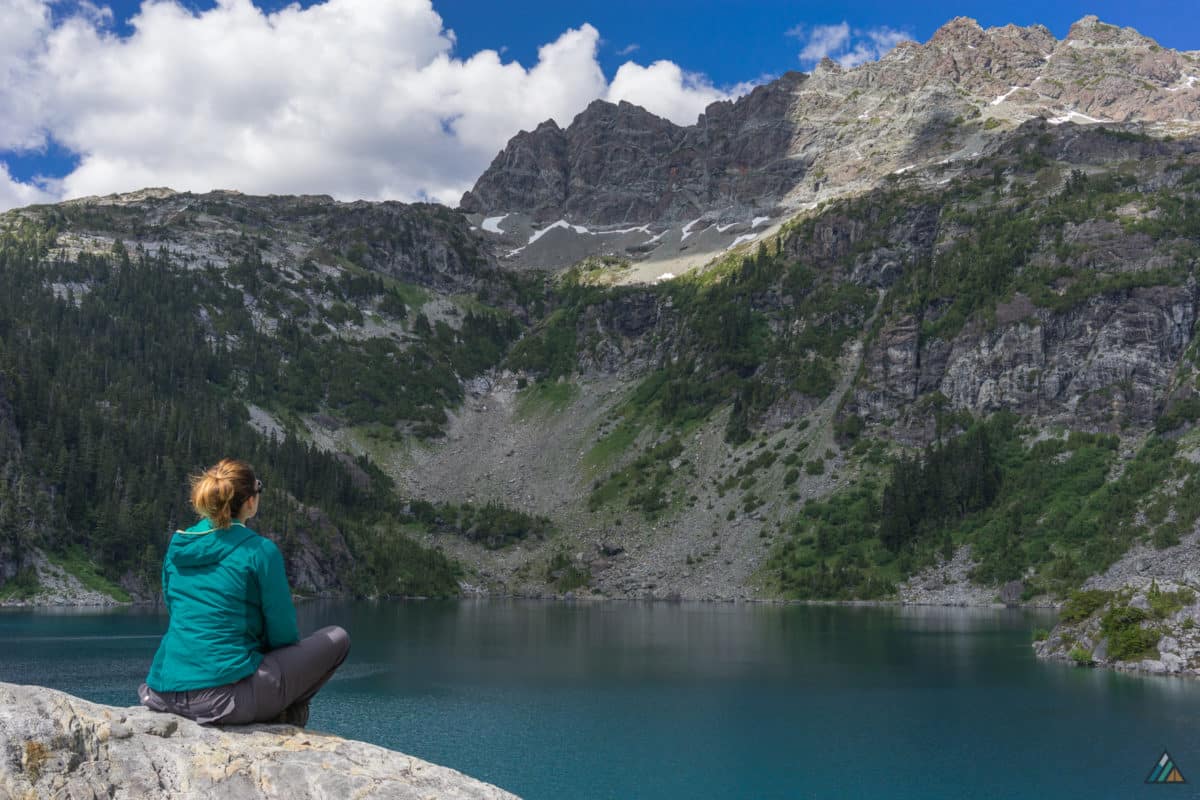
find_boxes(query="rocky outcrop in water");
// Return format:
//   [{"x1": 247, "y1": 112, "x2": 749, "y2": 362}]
[
  {"x1": 0, "y1": 682, "x2": 520, "y2": 800},
  {"x1": 1034, "y1": 531, "x2": 1200, "y2": 677}
]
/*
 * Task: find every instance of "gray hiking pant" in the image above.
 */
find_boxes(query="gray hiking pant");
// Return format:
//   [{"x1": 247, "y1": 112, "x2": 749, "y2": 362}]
[{"x1": 137, "y1": 625, "x2": 350, "y2": 725}]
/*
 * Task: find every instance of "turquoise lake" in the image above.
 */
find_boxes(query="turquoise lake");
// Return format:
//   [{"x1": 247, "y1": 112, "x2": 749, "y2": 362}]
[{"x1": 3, "y1": 599, "x2": 1199, "y2": 799}]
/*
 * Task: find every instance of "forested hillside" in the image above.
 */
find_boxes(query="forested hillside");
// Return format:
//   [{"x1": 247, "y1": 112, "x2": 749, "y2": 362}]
[{"x1": 0, "y1": 199, "x2": 549, "y2": 602}]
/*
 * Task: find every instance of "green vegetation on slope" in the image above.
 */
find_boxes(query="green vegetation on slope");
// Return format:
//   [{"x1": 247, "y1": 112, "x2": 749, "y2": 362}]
[
  {"x1": 769, "y1": 413, "x2": 1200, "y2": 600},
  {"x1": 883, "y1": 164, "x2": 1199, "y2": 343},
  {"x1": 406, "y1": 499, "x2": 554, "y2": 550}
]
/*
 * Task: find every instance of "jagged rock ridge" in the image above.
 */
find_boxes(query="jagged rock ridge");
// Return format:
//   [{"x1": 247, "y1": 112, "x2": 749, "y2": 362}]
[
  {"x1": 461, "y1": 72, "x2": 810, "y2": 226},
  {"x1": 463, "y1": 15, "x2": 1200, "y2": 236}
]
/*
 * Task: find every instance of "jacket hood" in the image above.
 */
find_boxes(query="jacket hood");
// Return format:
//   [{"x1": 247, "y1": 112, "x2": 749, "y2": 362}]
[{"x1": 169, "y1": 520, "x2": 256, "y2": 567}]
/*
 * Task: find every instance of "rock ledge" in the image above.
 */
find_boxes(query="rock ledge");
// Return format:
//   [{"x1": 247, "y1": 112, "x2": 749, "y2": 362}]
[{"x1": 0, "y1": 682, "x2": 520, "y2": 799}]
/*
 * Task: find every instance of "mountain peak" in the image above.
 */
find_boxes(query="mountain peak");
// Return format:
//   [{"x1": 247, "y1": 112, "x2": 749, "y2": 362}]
[
  {"x1": 573, "y1": 98, "x2": 669, "y2": 126},
  {"x1": 930, "y1": 16, "x2": 985, "y2": 46},
  {"x1": 812, "y1": 56, "x2": 844, "y2": 76},
  {"x1": 1065, "y1": 15, "x2": 1155, "y2": 47}
]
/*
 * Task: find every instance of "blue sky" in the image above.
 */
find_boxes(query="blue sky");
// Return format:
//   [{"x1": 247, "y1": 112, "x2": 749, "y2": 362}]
[
  {"x1": 80, "y1": 1, "x2": 1199, "y2": 85},
  {"x1": 1, "y1": 0, "x2": 1196, "y2": 208}
]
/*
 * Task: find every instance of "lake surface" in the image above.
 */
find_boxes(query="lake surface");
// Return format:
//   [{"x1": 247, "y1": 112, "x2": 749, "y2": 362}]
[{"x1": 2, "y1": 599, "x2": 1199, "y2": 799}]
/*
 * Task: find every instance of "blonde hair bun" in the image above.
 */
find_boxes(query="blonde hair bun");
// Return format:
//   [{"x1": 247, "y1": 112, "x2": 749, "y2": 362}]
[{"x1": 189, "y1": 458, "x2": 258, "y2": 529}]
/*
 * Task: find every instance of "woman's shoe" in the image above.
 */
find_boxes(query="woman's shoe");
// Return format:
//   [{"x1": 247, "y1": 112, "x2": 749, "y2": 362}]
[{"x1": 270, "y1": 700, "x2": 310, "y2": 728}]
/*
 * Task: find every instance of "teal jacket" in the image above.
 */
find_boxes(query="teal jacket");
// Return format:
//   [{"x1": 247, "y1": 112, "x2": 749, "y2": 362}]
[{"x1": 145, "y1": 518, "x2": 300, "y2": 692}]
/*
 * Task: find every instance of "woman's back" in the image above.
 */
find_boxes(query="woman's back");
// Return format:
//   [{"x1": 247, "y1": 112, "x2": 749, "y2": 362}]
[
  {"x1": 146, "y1": 517, "x2": 299, "y2": 693},
  {"x1": 141, "y1": 458, "x2": 347, "y2": 727}
]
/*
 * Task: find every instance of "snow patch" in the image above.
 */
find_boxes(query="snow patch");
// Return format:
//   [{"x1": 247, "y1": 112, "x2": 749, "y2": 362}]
[
  {"x1": 481, "y1": 214, "x2": 509, "y2": 234},
  {"x1": 680, "y1": 217, "x2": 707, "y2": 241},
  {"x1": 751, "y1": 216, "x2": 770, "y2": 228},
  {"x1": 893, "y1": 164, "x2": 916, "y2": 175},
  {"x1": 716, "y1": 223, "x2": 739, "y2": 233},
  {"x1": 655, "y1": 272, "x2": 676, "y2": 283},
  {"x1": 726, "y1": 233, "x2": 758, "y2": 251},
  {"x1": 1048, "y1": 110, "x2": 1109, "y2": 125},
  {"x1": 527, "y1": 219, "x2": 590, "y2": 245},
  {"x1": 991, "y1": 86, "x2": 1022, "y2": 106},
  {"x1": 1166, "y1": 75, "x2": 1198, "y2": 92},
  {"x1": 602, "y1": 224, "x2": 652, "y2": 235}
]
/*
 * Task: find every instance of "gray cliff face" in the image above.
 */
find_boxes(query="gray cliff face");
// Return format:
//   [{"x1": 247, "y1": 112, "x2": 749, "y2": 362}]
[
  {"x1": 269, "y1": 506, "x2": 357, "y2": 598},
  {"x1": 462, "y1": 73, "x2": 811, "y2": 225},
  {"x1": 574, "y1": 291, "x2": 680, "y2": 376},
  {"x1": 0, "y1": 682, "x2": 520, "y2": 800},
  {"x1": 854, "y1": 285, "x2": 1199, "y2": 440},
  {"x1": 462, "y1": 16, "x2": 1200, "y2": 227}
]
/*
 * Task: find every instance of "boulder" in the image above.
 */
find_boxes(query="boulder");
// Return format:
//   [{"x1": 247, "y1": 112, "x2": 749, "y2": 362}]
[
  {"x1": 1161, "y1": 652, "x2": 1186, "y2": 673},
  {"x1": 0, "y1": 682, "x2": 520, "y2": 800},
  {"x1": 1000, "y1": 581, "x2": 1024, "y2": 605}
]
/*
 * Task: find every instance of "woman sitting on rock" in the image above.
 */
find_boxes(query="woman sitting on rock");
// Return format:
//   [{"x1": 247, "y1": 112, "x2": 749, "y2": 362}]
[{"x1": 138, "y1": 458, "x2": 350, "y2": 727}]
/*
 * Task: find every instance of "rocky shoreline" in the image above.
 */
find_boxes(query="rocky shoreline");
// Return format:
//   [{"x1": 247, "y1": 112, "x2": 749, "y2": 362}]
[
  {"x1": 1033, "y1": 580, "x2": 1200, "y2": 677},
  {"x1": 1033, "y1": 530, "x2": 1200, "y2": 678}
]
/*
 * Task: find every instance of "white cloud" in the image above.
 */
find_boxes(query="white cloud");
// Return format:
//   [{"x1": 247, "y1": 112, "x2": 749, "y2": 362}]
[
  {"x1": 616, "y1": 43, "x2": 639, "y2": 56},
  {"x1": 0, "y1": 0, "x2": 748, "y2": 211},
  {"x1": 791, "y1": 21, "x2": 911, "y2": 68},
  {"x1": 0, "y1": 163, "x2": 56, "y2": 210},
  {"x1": 0, "y1": 0, "x2": 52, "y2": 152},
  {"x1": 798, "y1": 22, "x2": 850, "y2": 63},
  {"x1": 606, "y1": 61, "x2": 727, "y2": 126}
]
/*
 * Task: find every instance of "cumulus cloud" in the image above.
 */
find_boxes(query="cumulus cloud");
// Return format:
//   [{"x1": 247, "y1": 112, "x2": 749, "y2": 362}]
[
  {"x1": 606, "y1": 61, "x2": 728, "y2": 126},
  {"x1": 0, "y1": 0, "x2": 751, "y2": 211},
  {"x1": 792, "y1": 23, "x2": 851, "y2": 63},
  {"x1": 0, "y1": 0, "x2": 52, "y2": 152},
  {"x1": 0, "y1": 163, "x2": 57, "y2": 210},
  {"x1": 790, "y1": 21, "x2": 912, "y2": 68}
]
